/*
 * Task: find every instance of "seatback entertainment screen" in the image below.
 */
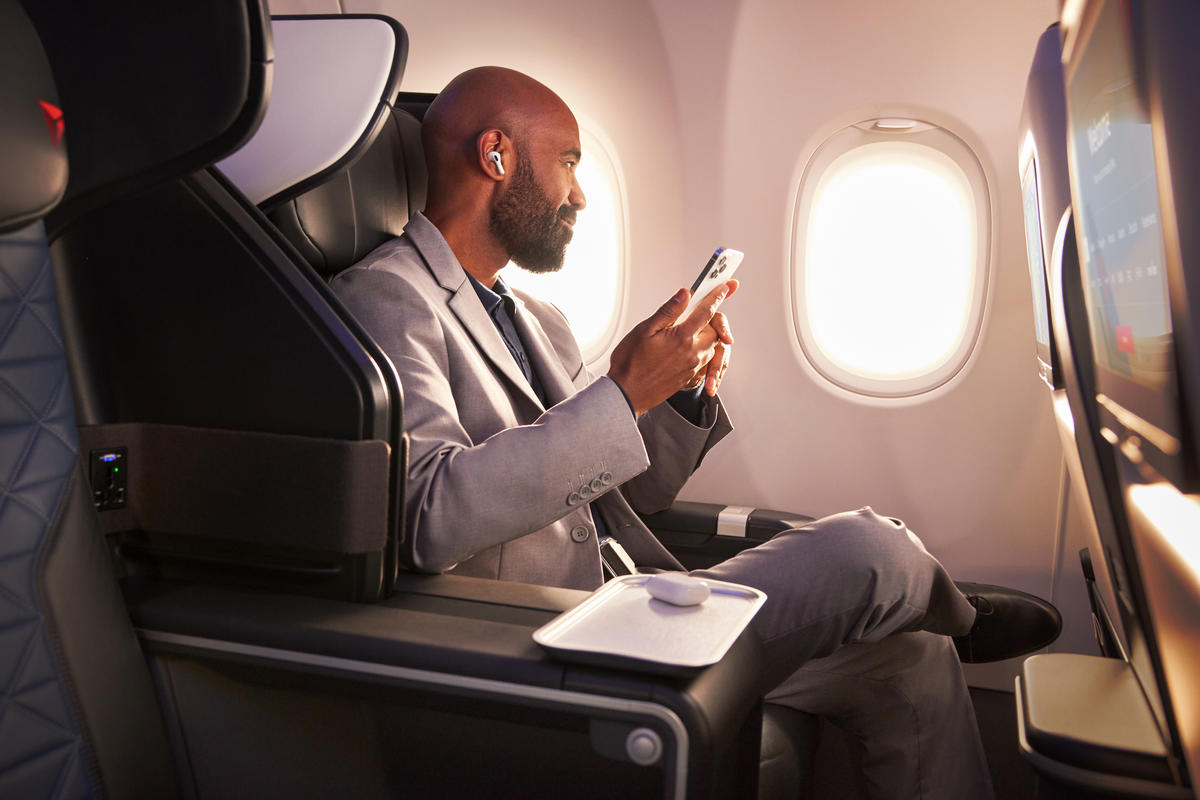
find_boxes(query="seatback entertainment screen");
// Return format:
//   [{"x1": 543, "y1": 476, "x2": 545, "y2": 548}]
[{"x1": 1066, "y1": 0, "x2": 1181, "y2": 466}]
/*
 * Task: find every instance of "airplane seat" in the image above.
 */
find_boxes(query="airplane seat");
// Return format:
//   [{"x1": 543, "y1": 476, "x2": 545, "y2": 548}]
[
  {"x1": 216, "y1": 15, "x2": 828, "y2": 799},
  {"x1": 1086, "y1": 0, "x2": 1200, "y2": 790},
  {"x1": 0, "y1": 0, "x2": 279, "y2": 795},
  {"x1": 32, "y1": 6, "x2": 404, "y2": 603},
  {"x1": 1019, "y1": 23, "x2": 1140, "y2": 667},
  {"x1": 1013, "y1": 7, "x2": 1196, "y2": 798}
]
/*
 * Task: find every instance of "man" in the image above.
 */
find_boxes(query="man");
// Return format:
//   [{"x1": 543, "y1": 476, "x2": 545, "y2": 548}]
[{"x1": 332, "y1": 66, "x2": 1059, "y2": 799}]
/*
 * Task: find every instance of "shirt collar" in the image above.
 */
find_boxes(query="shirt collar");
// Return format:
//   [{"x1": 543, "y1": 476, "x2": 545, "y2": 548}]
[{"x1": 466, "y1": 271, "x2": 518, "y2": 316}]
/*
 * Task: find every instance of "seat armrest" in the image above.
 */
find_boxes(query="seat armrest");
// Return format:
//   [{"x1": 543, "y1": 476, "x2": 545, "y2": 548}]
[
  {"x1": 641, "y1": 501, "x2": 815, "y2": 570},
  {"x1": 1016, "y1": 653, "x2": 1190, "y2": 798},
  {"x1": 124, "y1": 576, "x2": 769, "y2": 799},
  {"x1": 389, "y1": 570, "x2": 589, "y2": 613}
]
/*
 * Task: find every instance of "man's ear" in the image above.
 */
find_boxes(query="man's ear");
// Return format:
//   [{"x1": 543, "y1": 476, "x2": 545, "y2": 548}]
[{"x1": 478, "y1": 129, "x2": 509, "y2": 181}]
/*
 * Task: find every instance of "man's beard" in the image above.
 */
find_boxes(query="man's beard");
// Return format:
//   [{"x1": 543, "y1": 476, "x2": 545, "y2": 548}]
[{"x1": 489, "y1": 154, "x2": 576, "y2": 273}]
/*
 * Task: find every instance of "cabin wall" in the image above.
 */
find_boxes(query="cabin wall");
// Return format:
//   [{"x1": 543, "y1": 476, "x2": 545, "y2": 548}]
[
  {"x1": 272, "y1": 0, "x2": 1097, "y2": 679},
  {"x1": 646, "y1": 0, "x2": 1090, "y2": 672},
  {"x1": 650, "y1": 0, "x2": 1095, "y2": 683}
]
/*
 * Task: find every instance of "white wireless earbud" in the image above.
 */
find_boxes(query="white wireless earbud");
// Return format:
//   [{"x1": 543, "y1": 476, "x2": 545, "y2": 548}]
[{"x1": 487, "y1": 151, "x2": 505, "y2": 175}]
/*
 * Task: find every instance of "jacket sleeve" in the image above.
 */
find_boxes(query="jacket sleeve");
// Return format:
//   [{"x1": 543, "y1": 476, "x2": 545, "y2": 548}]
[
  {"x1": 621, "y1": 397, "x2": 733, "y2": 513},
  {"x1": 525, "y1": 294, "x2": 735, "y2": 515},
  {"x1": 332, "y1": 264, "x2": 654, "y2": 574}
]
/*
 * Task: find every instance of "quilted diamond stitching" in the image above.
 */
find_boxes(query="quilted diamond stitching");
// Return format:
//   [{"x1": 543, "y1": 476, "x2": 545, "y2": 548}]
[
  {"x1": 0, "y1": 223, "x2": 90, "y2": 798},
  {"x1": 0, "y1": 739, "x2": 83, "y2": 800},
  {"x1": 0, "y1": 499, "x2": 45, "y2": 560}
]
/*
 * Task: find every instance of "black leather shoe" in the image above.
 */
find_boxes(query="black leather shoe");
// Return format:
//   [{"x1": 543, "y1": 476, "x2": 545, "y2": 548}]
[{"x1": 952, "y1": 582, "x2": 1062, "y2": 663}]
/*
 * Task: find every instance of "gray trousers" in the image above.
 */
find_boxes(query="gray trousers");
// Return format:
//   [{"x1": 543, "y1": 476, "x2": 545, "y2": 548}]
[{"x1": 692, "y1": 507, "x2": 994, "y2": 800}]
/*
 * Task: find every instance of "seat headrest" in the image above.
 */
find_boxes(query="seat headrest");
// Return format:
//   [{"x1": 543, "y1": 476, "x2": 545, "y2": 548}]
[
  {"x1": 219, "y1": 15, "x2": 408, "y2": 207},
  {"x1": 266, "y1": 105, "x2": 427, "y2": 278},
  {"x1": 22, "y1": 0, "x2": 271, "y2": 232},
  {"x1": 217, "y1": 14, "x2": 424, "y2": 279},
  {"x1": 0, "y1": 2, "x2": 68, "y2": 233}
]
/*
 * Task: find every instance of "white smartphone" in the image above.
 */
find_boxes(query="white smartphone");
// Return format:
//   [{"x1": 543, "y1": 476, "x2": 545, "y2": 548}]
[{"x1": 687, "y1": 247, "x2": 743, "y2": 312}]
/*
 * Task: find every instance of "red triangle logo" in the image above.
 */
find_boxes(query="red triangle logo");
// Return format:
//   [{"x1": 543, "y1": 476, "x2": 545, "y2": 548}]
[{"x1": 38, "y1": 100, "x2": 64, "y2": 147}]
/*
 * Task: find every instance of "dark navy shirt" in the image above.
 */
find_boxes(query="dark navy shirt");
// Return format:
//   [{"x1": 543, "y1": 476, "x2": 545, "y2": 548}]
[{"x1": 469, "y1": 274, "x2": 549, "y2": 406}]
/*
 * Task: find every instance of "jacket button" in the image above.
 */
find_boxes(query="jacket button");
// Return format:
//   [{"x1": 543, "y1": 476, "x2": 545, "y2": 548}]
[
  {"x1": 589, "y1": 477, "x2": 604, "y2": 492},
  {"x1": 600, "y1": 471, "x2": 614, "y2": 486},
  {"x1": 579, "y1": 484, "x2": 594, "y2": 498},
  {"x1": 570, "y1": 525, "x2": 590, "y2": 543},
  {"x1": 567, "y1": 491, "x2": 582, "y2": 505}
]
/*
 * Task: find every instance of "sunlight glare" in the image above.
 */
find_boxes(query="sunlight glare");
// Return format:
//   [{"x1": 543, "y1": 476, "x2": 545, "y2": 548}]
[{"x1": 804, "y1": 141, "x2": 977, "y2": 381}]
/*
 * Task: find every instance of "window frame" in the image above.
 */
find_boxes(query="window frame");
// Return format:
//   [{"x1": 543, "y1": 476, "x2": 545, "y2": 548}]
[{"x1": 788, "y1": 119, "x2": 992, "y2": 398}]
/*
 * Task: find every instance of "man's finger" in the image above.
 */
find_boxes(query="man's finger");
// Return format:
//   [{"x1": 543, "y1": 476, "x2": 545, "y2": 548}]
[
  {"x1": 710, "y1": 311, "x2": 734, "y2": 346},
  {"x1": 680, "y1": 279, "x2": 737, "y2": 334},
  {"x1": 704, "y1": 342, "x2": 729, "y2": 396},
  {"x1": 649, "y1": 288, "x2": 691, "y2": 329}
]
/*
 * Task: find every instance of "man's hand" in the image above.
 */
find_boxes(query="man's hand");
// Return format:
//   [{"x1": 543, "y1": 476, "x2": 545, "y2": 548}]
[
  {"x1": 607, "y1": 280, "x2": 737, "y2": 415},
  {"x1": 692, "y1": 309, "x2": 733, "y2": 397}
]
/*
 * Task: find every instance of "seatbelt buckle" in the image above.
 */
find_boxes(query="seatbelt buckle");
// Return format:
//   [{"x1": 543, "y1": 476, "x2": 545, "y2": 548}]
[{"x1": 599, "y1": 536, "x2": 637, "y2": 581}]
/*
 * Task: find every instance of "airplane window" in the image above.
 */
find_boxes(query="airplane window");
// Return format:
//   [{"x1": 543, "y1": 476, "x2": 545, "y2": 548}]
[
  {"x1": 504, "y1": 124, "x2": 627, "y2": 364},
  {"x1": 791, "y1": 121, "x2": 990, "y2": 397}
]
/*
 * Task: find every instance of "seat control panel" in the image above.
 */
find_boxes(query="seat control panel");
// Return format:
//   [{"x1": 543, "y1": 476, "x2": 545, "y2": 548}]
[{"x1": 89, "y1": 447, "x2": 127, "y2": 511}]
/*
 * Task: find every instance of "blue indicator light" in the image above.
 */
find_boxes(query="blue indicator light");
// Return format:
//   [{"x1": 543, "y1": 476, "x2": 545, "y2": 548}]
[{"x1": 101, "y1": 454, "x2": 117, "y2": 462}]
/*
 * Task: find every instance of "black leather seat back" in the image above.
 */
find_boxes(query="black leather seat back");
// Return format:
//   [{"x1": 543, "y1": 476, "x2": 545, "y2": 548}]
[
  {"x1": 1019, "y1": 24, "x2": 1142, "y2": 659},
  {"x1": 24, "y1": 1, "x2": 271, "y2": 236},
  {"x1": 40, "y1": 13, "x2": 409, "y2": 601}
]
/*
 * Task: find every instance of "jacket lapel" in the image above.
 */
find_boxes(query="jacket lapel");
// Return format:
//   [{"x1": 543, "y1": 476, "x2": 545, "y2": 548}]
[
  {"x1": 404, "y1": 215, "x2": 543, "y2": 411},
  {"x1": 509, "y1": 297, "x2": 577, "y2": 407}
]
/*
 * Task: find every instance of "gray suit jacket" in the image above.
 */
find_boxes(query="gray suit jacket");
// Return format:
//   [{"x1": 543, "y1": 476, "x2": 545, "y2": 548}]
[{"x1": 331, "y1": 213, "x2": 732, "y2": 590}]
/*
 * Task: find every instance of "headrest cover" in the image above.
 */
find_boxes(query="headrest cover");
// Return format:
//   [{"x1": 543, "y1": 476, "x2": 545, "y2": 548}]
[
  {"x1": 0, "y1": 2, "x2": 68, "y2": 233},
  {"x1": 218, "y1": 15, "x2": 407, "y2": 206},
  {"x1": 23, "y1": 0, "x2": 271, "y2": 231}
]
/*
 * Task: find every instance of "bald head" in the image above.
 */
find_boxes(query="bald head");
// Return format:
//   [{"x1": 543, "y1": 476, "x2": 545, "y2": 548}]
[{"x1": 423, "y1": 67, "x2": 576, "y2": 198}]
